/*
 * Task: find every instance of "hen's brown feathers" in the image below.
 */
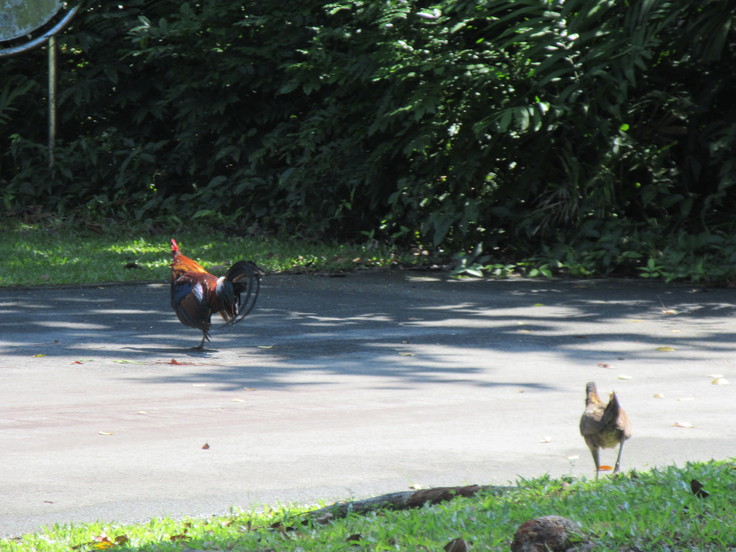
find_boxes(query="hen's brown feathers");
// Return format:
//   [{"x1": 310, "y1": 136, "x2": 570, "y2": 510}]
[{"x1": 579, "y1": 381, "x2": 631, "y2": 478}]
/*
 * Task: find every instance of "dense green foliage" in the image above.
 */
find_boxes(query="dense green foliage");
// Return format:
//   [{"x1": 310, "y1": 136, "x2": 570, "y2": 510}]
[{"x1": 1, "y1": 1, "x2": 735, "y2": 279}]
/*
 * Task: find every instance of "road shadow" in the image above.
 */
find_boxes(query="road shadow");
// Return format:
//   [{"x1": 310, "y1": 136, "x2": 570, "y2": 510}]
[{"x1": 1, "y1": 272, "x2": 735, "y2": 391}]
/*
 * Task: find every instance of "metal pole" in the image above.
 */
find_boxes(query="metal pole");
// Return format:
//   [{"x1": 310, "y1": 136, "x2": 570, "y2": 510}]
[{"x1": 48, "y1": 35, "x2": 57, "y2": 169}]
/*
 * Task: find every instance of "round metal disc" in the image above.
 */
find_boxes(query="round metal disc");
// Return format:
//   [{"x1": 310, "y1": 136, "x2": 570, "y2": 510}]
[{"x1": 0, "y1": 0, "x2": 63, "y2": 42}]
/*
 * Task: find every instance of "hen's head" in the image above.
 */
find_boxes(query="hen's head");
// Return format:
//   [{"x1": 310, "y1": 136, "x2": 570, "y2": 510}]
[{"x1": 171, "y1": 238, "x2": 180, "y2": 258}]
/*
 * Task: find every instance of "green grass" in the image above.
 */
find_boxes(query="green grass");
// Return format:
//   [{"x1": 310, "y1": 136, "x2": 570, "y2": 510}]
[
  {"x1": 3, "y1": 461, "x2": 736, "y2": 551},
  {"x1": 0, "y1": 220, "x2": 428, "y2": 287}
]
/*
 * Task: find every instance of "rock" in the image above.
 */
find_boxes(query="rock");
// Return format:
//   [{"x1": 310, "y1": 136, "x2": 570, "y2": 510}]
[{"x1": 510, "y1": 515, "x2": 594, "y2": 552}]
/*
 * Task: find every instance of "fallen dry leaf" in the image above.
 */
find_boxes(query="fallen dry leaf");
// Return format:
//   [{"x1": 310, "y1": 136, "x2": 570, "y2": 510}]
[
  {"x1": 98, "y1": 431, "x2": 114, "y2": 436},
  {"x1": 617, "y1": 374, "x2": 632, "y2": 380},
  {"x1": 33, "y1": 354, "x2": 46, "y2": 357},
  {"x1": 597, "y1": 465, "x2": 613, "y2": 472},
  {"x1": 673, "y1": 421, "x2": 694, "y2": 428},
  {"x1": 653, "y1": 393, "x2": 665, "y2": 399},
  {"x1": 398, "y1": 352, "x2": 416, "y2": 356},
  {"x1": 598, "y1": 363, "x2": 614, "y2": 369},
  {"x1": 711, "y1": 377, "x2": 729, "y2": 385},
  {"x1": 257, "y1": 345, "x2": 274, "y2": 349},
  {"x1": 201, "y1": 443, "x2": 210, "y2": 450},
  {"x1": 74, "y1": 534, "x2": 127, "y2": 551},
  {"x1": 170, "y1": 358, "x2": 183, "y2": 365},
  {"x1": 656, "y1": 346, "x2": 676, "y2": 352}
]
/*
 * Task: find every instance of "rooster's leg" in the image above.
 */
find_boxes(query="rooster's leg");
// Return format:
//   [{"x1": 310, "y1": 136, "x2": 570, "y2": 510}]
[
  {"x1": 193, "y1": 333, "x2": 207, "y2": 350},
  {"x1": 613, "y1": 441, "x2": 625, "y2": 475}
]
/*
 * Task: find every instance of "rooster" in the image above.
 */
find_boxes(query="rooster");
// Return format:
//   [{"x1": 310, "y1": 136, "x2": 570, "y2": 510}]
[
  {"x1": 169, "y1": 239, "x2": 262, "y2": 349},
  {"x1": 579, "y1": 381, "x2": 632, "y2": 479}
]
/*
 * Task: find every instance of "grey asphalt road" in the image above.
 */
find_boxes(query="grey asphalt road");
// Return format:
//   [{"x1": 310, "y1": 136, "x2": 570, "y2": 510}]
[{"x1": 1, "y1": 271, "x2": 735, "y2": 536}]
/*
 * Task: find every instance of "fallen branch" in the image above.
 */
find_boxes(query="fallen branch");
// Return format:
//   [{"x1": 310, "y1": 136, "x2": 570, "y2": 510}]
[{"x1": 307, "y1": 484, "x2": 514, "y2": 522}]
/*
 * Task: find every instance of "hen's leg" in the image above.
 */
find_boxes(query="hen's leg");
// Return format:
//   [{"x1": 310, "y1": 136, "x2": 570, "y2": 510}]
[
  {"x1": 589, "y1": 446, "x2": 600, "y2": 480},
  {"x1": 613, "y1": 441, "x2": 625, "y2": 475}
]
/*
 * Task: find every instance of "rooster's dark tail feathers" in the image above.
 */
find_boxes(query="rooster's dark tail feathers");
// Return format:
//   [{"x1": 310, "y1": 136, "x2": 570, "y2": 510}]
[{"x1": 225, "y1": 261, "x2": 263, "y2": 327}]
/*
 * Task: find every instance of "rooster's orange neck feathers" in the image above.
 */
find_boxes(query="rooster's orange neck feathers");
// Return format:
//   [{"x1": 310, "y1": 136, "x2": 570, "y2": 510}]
[{"x1": 170, "y1": 238, "x2": 208, "y2": 279}]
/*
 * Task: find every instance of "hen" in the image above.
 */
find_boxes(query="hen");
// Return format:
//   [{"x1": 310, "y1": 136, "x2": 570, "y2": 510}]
[
  {"x1": 169, "y1": 239, "x2": 262, "y2": 349},
  {"x1": 579, "y1": 381, "x2": 631, "y2": 479}
]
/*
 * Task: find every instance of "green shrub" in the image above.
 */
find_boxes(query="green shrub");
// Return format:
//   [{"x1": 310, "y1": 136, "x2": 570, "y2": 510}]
[{"x1": 1, "y1": 1, "x2": 735, "y2": 280}]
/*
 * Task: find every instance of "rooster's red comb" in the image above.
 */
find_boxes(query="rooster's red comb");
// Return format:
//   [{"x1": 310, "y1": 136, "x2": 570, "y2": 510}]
[{"x1": 171, "y1": 238, "x2": 179, "y2": 252}]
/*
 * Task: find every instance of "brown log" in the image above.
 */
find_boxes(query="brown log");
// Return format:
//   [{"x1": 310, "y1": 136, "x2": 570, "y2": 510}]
[{"x1": 306, "y1": 484, "x2": 514, "y2": 522}]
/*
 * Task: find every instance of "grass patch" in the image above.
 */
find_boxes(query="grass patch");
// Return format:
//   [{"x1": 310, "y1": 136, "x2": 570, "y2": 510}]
[
  {"x1": 0, "y1": 220, "x2": 429, "y2": 287},
  {"x1": 3, "y1": 461, "x2": 736, "y2": 551}
]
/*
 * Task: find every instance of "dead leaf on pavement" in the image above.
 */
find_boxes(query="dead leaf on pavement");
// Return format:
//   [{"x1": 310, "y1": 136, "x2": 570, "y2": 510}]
[
  {"x1": 673, "y1": 421, "x2": 694, "y2": 428},
  {"x1": 201, "y1": 443, "x2": 210, "y2": 450},
  {"x1": 656, "y1": 346, "x2": 676, "y2": 352},
  {"x1": 598, "y1": 362, "x2": 614, "y2": 369},
  {"x1": 711, "y1": 377, "x2": 729, "y2": 385}
]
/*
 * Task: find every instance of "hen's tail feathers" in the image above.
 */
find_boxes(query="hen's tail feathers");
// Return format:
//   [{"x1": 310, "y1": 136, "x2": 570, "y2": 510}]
[{"x1": 225, "y1": 260, "x2": 263, "y2": 327}]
